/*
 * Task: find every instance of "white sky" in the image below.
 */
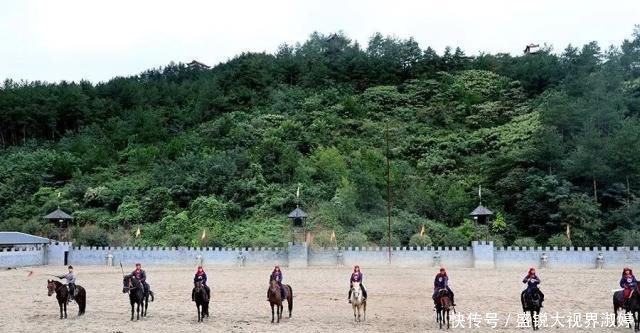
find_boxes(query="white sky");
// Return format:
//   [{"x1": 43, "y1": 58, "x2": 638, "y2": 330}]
[{"x1": 1, "y1": 0, "x2": 639, "y2": 83}]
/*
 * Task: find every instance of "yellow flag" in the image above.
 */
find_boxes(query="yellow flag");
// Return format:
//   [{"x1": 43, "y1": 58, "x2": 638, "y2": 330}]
[
  {"x1": 420, "y1": 224, "x2": 425, "y2": 236},
  {"x1": 201, "y1": 229, "x2": 206, "y2": 241},
  {"x1": 330, "y1": 230, "x2": 336, "y2": 242},
  {"x1": 135, "y1": 227, "x2": 141, "y2": 238}
]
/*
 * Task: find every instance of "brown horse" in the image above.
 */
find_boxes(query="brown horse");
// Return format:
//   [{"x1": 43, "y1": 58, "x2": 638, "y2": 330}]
[
  {"x1": 435, "y1": 288, "x2": 452, "y2": 329},
  {"x1": 193, "y1": 280, "x2": 209, "y2": 322},
  {"x1": 47, "y1": 280, "x2": 86, "y2": 319},
  {"x1": 267, "y1": 280, "x2": 293, "y2": 323},
  {"x1": 122, "y1": 275, "x2": 154, "y2": 321}
]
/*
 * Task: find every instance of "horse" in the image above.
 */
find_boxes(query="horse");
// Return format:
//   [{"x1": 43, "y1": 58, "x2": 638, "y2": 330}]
[
  {"x1": 521, "y1": 287, "x2": 542, "y2": 330},
  {"x1": 122, "y1": 275, "x2": 154, "y2": 320},
  {"x1": 47, "y1": 280, "x2": 86, "y2": 319},
  {"x1": 193, "y1": 280, "x2": 209, "y2": 322},
  {"x1": 435, "y1": 288, "x2": 452, "y2": 329},
  {"x1": 350, "y1": 281, "x2": 366, "y2": 322},
  {"x1": 267, "y1": 279, "x2": 293, "y2": 323},
  {"x1": 614, "y1": 286, "x2": 640, "y2": 330}
]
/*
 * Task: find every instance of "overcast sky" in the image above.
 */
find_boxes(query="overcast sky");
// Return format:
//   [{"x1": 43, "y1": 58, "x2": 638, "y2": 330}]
[{"x1": 1, "y1": 0, "x2": 639, "y2": 83}]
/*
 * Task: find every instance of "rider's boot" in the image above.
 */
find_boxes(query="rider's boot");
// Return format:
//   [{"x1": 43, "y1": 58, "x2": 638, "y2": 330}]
[{"x1": 348, "y1": 290, "x2": 352, "y2": 303}]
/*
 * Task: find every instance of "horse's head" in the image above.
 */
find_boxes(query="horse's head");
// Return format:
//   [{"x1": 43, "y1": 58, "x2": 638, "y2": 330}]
[
  {"x1": 194, "y1": 280, "x2": 203, "y2": 291},
  {"x1": 122, "y1": 276, "x2": 132, "y2": 294},
  {"x1": 269, "y1": 280, "x2": 281, "y2": 300},
  {"x1": 269, "y1": 279, "x2": 278, "y2": 289},
  {"x1": 47, "y1": 280, "x2": 56, "y2": 296},
  {"x1": 351, "y1": 282, "x2": 361, "y2": 297},
  {"x1": 438, "y1": 288, "x2": 450, "y2": 298}
]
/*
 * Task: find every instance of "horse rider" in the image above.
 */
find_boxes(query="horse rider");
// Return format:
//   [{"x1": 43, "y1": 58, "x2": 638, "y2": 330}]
[
  {"x1": 192, "y1": 265, "x2": 211, "y2": 301},
  {"x1": 267, "y1": 265, "x2": 287, "y2": 300},
  {"x1": 57, "y1": 265, "x2": 77, "y2": 302},
  {"x1": 126, "y1": 263, "x2": 150, "y2": 295},
  {"x1": 348, "y1": 265, "x2": 367, "y2": 303},
  {"x1": 432, "y1": 267, "x2": 455, "y2": 307},
  {"x1": 620, "y1": 267, "x2": 638, "y2": 306},
  {"x1": 522, "y1": 267, "x2": 544, "y2": 306}
]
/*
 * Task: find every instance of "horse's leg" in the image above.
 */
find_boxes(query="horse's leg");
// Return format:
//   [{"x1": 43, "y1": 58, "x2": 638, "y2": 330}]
[
  {"x1": 353, "y1": 305, "x2": 357, "y2": 322},
  {"x1": 63, "y1": 301, "x2": 67, "y2": 318},
  {"x1": 446, "y1": 309, "x2": 450, "y2": 329},
  {"x1": 59, "y1": 302, "x2": 63, "y2": 319},
  {"x1": 144, "y1": 295, "x2": 148, "y2": 317},
  {"x1": 130, "y1": 302, "x2": 134, "y2": 321},
  {"x1": 270, "y1": 303, "x2": 274, "y2": 323}
]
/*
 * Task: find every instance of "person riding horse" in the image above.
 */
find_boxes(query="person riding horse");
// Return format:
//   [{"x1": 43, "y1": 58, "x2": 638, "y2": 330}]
[
  {"x1": 522, "y1": 267, "x2": 544, "y2": 306},
  {"x1": 126, "y1": 263, "x2": 150, "y2": 296},
  {"x1": 267, "y1": 265, "x2": 287, "y2": 300},
  {"x1": 433, "y1": 267, "x2": 455, "y2": 307},
  {"x1": 57, "y1": 265, "x2": 77, "y2": 302},
  {"x1": 620, "y1": 267, "x2": 638, "y2": 307},
  {"x1": 192, "y1": 265, "x2": 211, "y2": 301},
  {"x1": 348, "y1": 265, "x2": 367, "y2": 303}
]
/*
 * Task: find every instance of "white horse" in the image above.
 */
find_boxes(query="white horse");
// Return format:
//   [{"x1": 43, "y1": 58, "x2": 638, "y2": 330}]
[{"x1": 350, "y1": 282, "x2": 367, "y2": 322}]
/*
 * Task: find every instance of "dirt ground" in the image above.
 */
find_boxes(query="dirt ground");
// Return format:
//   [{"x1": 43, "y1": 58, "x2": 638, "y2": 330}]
[{"x1": 0, "y1": 265, "x2": 633, "y2": 332}]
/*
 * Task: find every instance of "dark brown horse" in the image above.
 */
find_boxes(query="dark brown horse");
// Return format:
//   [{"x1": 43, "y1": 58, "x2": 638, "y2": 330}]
[
  {"x1": 267, "y1": 280, "x2": 293, "y2": 323},
  {"x1": 123, "y1": 276, "x2": 154, "y2": 320},
  {"x1": 193, "y1": 280, "x2": 209, "y2": 322},
  {"x1": 521, "y1": 288, "x2": 542, "y2": 330},
  {"x1": 47, "y1": 280, "x2": 86, "y2": 319},
  {"x1": 614, "y1": 287, "x2": 640, "y2": 331},
  {"x1": 435, "y1": 288, "x2": 452, "y2": 329}
]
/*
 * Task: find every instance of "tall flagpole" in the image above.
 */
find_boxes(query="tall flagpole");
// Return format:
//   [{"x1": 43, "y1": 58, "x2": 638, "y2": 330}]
[{"x1": 385, "y1": 122, "x2": 392, "y2": 264}]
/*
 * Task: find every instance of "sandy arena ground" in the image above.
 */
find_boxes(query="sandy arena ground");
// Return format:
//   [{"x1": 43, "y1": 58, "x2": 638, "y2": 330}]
[{"x1": 0, "y1": 265, "x2": 633, "y2": 332}]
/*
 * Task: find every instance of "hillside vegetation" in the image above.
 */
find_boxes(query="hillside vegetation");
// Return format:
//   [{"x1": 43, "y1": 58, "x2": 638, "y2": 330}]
[{"x1": 1, "y1": 30, "x2": 640, "y2": 248}]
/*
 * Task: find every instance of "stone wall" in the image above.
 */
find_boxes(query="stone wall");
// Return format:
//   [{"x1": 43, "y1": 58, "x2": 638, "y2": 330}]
[{"x1": 4, "y1": 241, "x2": 639, "y2": 269}]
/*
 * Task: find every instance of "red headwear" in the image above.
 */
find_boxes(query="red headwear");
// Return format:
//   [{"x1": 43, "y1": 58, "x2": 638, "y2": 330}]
[
  {"x1": 623, "y1": 267, "x2": 633, "y2": 276},
  {"x1": 273, "y1": 265, "x2": 280, "y2": 273},
  {"x1": 439, "y1": 267, "x2": 447, "y2": 276},
  {"x1": 528, "y1": 267, "x2": 536, "y2": 276},
  {"x1": 196, "y1": 265, "x2": 204, "y2": 274},
  {"x1": 354, "y1": 265, "x2": 360, "y2": 272}
]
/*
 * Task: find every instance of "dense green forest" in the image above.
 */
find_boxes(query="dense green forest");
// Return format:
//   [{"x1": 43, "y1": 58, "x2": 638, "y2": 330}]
[{"x1": 1, "y1": 29, "x2": 640, "y2": 248}]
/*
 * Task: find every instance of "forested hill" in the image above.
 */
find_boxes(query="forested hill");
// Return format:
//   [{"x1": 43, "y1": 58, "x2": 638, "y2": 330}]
[{"x1": 1, "y1": 30, "x2": 640, "y2": 248}]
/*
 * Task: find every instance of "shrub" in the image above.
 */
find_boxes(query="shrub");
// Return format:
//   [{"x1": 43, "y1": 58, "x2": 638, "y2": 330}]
[
  {"x1": 409, "y1": 233, "x2": 433, "y2": 248},
  {"x1": 74, "y1": 225, "x2": 109, "y2": 247},
  {"x1": 547, "y1": 233, "x2": 572, "y2": 247},
  {"x1": 512, "y1": 237, "x2": 537, "y2": 248},
  {"x1": 440, "y1": 230, "x2": 470, "y2": 247},
  {"x1": 380, "y1": 234, "x2": 401, "y2": 247},
  {"x1": 312, "y1": 230, "x2": 334, "y2": 248},
  {"x1": 342, "y1": 231, "x2": 368, "y2": 247}
]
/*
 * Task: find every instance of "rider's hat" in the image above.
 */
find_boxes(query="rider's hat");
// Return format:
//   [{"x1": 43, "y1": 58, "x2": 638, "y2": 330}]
[
  {"x1": 439, "y1": 267, "x2": 445, "y2": 272},
  {"x1": 135, "y1": 262, "x2": 141, "y2": 266},
  {"x1": 68, "y1": 265, "x2": 73, "y2": 269}
]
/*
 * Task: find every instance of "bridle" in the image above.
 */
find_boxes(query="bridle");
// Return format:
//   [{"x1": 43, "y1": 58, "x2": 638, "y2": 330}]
[{"x1": 47, "y1": 281, "x2": 65, "y2": 296}]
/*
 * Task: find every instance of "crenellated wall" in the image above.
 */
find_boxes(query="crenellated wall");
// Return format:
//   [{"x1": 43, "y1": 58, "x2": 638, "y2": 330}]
[
  {"x1": 0, "y1": 246, "x2": 46, "y2": 267},
  {"x1": 3, "y1": 241, "x2": 640, "y2": 269}
]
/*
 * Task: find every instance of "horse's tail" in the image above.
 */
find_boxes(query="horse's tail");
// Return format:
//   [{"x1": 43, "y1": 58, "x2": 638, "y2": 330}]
[
  {"x1": 77, "y1": 286, "x2": 86, "y2": 314},
  {"x1": 287, "y1": 285, "x2": 293, "y2": 313},
  {"x1": 149, "y1": 290, "x2": 155, "y2": 302}
]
